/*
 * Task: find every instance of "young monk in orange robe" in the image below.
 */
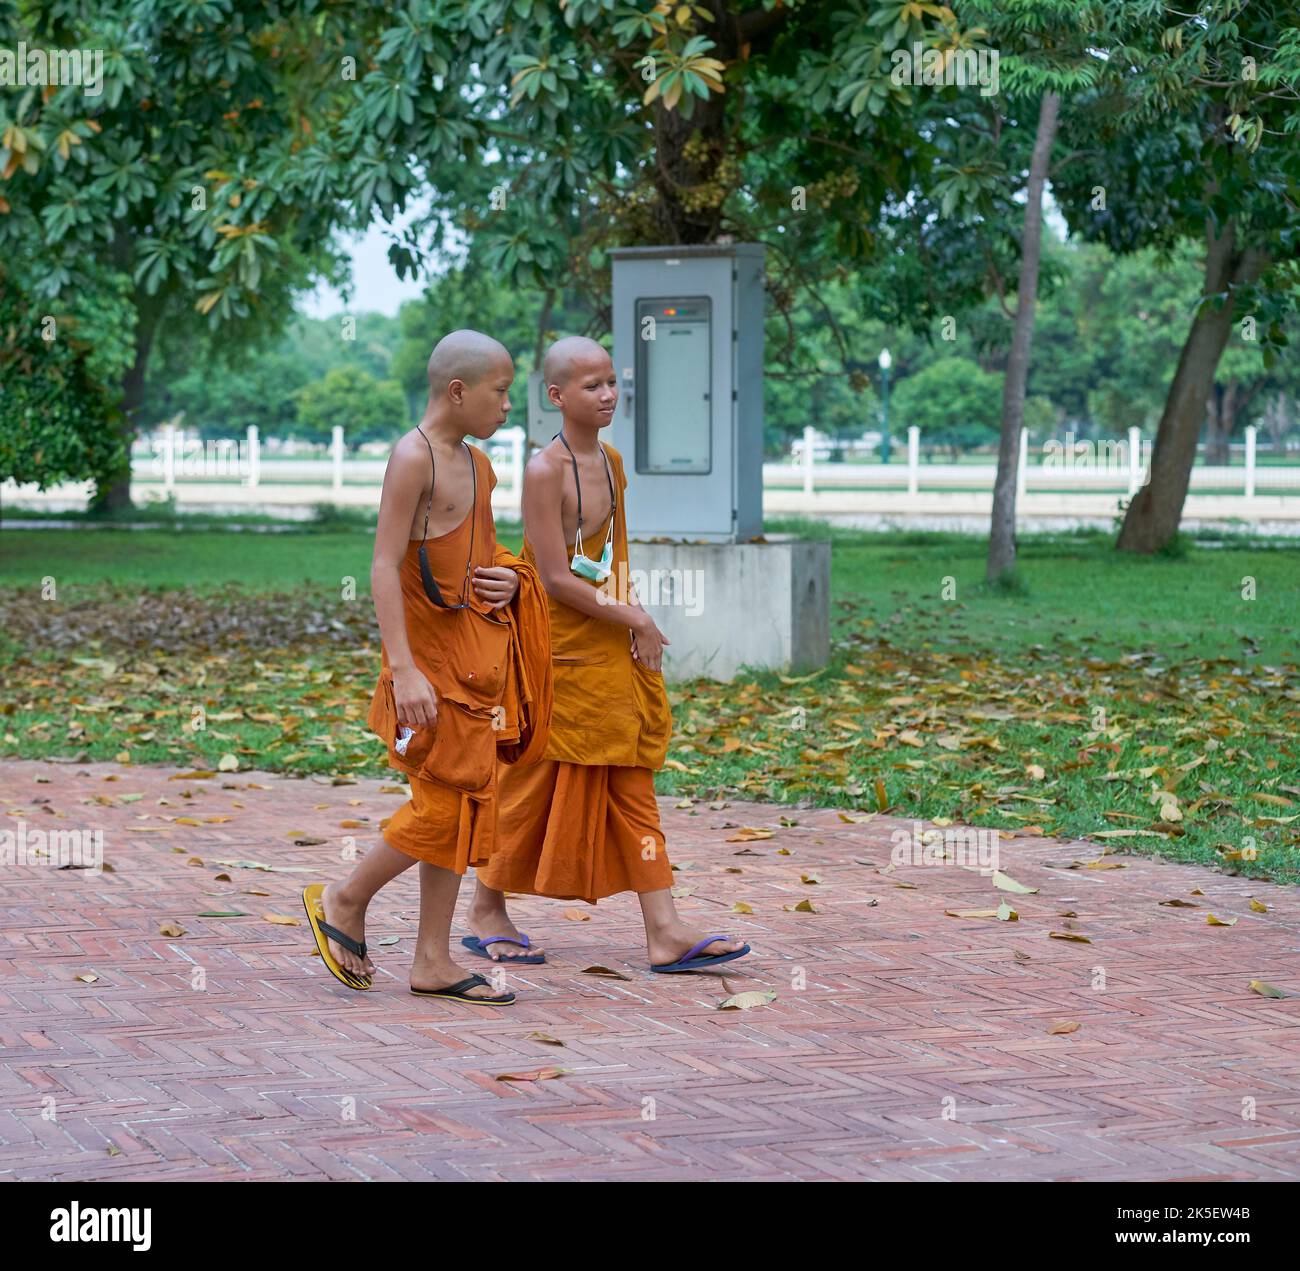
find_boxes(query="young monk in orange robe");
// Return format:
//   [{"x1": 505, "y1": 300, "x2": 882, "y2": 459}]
[
  {"x1": 466, "y1": 336, "x2": 750, "y2": 973},
  {"x1": 303, "y1": 330, "x2": 551, "y2": 1005}
]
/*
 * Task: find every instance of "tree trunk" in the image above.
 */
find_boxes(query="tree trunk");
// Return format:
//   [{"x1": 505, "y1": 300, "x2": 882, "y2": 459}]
[
  {"x1": 91, "y1": 236, "x2": 163, "y2": 515},
  {"x1": 649, "y1": 2, "x2": 736, "y2": 244},
  {"x1": 987, "y1": 91, "x2": 1059, "y2": 581},
  {"x1": 89, "y1": 305, "x2": 160, "y2": 514},
  {"x1": 1204, "y1": 380, "x2": 1238, "y2": 466},
  {"x1": 1117, "y1": 219, "x2": 1268, "y2": 553}
]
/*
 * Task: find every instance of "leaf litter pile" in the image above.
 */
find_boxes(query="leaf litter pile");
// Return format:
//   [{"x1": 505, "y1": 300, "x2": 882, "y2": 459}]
[{"x1": 2, "y1": 582, "x2": 1297, "y2": 883}]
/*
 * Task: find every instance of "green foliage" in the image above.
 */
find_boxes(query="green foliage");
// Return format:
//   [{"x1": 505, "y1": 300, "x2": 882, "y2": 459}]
[
  {"x1": 891, "y1": 355, "x2": 1002, "y2": 453},
  {"x1": 0, "y1": 266, "x2": 128, "y2": 487},
  {"x1": 294, "y1": 366, "x2": 407, "y2": 449}
]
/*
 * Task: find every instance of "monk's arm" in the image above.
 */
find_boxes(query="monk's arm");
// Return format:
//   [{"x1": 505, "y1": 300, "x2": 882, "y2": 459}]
[
  {"x1": 525, "y1": 453, "x2": 653, "y2": 634},
  {"x1": 371, "y1": 441, "x2": 437, "y2": 727}
]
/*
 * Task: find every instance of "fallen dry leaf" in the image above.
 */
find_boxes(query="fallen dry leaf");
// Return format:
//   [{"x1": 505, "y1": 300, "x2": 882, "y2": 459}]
[
  {"x1": 1047, "y1": 1020, "x2": 1080, "y2": 1035},
  {"x1": 580, "y1": 965, "x2": 631, "y2": 980},
  {"x1": 495, "y1": 1068, "x2": 567, "y2": 1082},
  {"x1": 718, "y1": 991, "x2": 777, "y2": 1011},
  {"x1": 992, "y1": 871, "x2": 1038, "y2": 894}
]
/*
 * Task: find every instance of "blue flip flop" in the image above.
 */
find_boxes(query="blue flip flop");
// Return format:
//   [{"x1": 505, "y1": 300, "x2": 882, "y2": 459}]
[
  {"x1": 651, "y1": 935, "x2": 752, "y2": 974},
  {"x1": 460, "y1": 933, "x2": 547, "y2": 965}
]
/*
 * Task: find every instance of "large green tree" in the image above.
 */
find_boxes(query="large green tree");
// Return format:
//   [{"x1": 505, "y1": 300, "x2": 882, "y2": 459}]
[
  {"x1": 340, "y1": 1, "x2": 994, "y2": 412},
  {"x1": 0, "y1": 0, "x2": 372, "y2": 510},
  {"x1": 1049, "y1": 0, "x2": 1300, "y2": 552}
]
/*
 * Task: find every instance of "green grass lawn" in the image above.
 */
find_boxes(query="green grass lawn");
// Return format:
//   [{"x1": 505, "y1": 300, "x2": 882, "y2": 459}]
[{"x1": 2, "y1": 522, "x2": 1297, "y2": 882}]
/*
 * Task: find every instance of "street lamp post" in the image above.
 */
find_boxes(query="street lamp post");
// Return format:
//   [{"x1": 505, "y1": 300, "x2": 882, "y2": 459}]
[{"x1": 878, "y1": 347, "x2": 892, "y2": 464}]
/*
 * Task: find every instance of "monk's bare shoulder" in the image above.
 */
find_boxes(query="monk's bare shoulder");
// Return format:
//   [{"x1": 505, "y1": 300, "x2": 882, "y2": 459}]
[
  {"x1": 525, "y1": 442, "x2": 566, "y2": 489},
  {"x1": 386, "y1": 428, "x2": 433, "y2": 482}
]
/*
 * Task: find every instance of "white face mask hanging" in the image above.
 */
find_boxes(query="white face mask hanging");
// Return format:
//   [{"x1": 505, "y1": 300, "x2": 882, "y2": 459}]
[{"x1": 557, "y1": 432, "x2": 616, "y2": 582}]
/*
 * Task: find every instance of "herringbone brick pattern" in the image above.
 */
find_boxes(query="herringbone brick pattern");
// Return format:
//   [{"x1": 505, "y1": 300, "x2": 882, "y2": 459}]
[{"x1": 2, "y1": 758, "x2": 1298, "y2": 1181}]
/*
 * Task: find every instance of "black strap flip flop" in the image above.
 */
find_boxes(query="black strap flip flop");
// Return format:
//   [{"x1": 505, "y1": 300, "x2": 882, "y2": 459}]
[{"x1": 409, "y1": 973, "x2": 516, "y2": 1006}]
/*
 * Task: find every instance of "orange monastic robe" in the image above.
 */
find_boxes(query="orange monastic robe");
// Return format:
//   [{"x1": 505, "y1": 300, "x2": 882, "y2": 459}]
[
  {"x1": 366, "y1": 445, "x2": 551, "y2": 874},
  {"x1": 477, "y1": 443, "x2": 674, "y2": 903}
]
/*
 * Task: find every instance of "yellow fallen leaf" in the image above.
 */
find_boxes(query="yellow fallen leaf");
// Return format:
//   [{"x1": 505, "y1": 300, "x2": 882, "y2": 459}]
[
  {"x1": 1249, "y1": 898, "x2": 1268, "y2": 913},
  {"x1": 525, "y1": 1032, "x2": 565, "y2": 1046},
  {"x1": 726, "y1": 827, "x2": 774, "y2": 842},
  {"x1": 75, "y1": 972, "x2": 99, "y2": 984},
  {"x1": 1248, "y1": 979, "x2": 1289, "y2": 999},
  {"x1": 496, "y1": 1068, "x2": 567, "y2": 1082},
  {"x1": 158, "y1": 921, "x2": 185, "y2": 937},
  {"x1": 946, "y1": 908, "x2": 1001, "y2": 919},
  {"x1": 992, "y1": 871, "x2": 1038, "y2": 894},
  {"x1": 1048, "y1": 931, "x2": 1091, "y2": 943},
  {"x1": 263, "y1": 913, "x2": 301, "y2": 926},
  {"x1": 174, "y1": 817, "x2": 202, "y2": 827},
  {"x1": 1206, "y1": 913, "x2": 1237, "y2": 927},
  {"x1": 1047, "y1": 1020, "x2": 1079, "y2": 1035},
  {"x1": 837, "y1": 810, "x2": 876, "y2": 824},
  {"x1": 996, "y1": 902, "x2": 1018, "y2": 921},
  {"x1": 800, "y1": 872, "x2": 822, "y2": 885},
  {"x1": 562, "y1": 907, "x2": 591, "y2": 921},
  {"x1": 731, "y1": 902, "x2": 754, "y2": 914},
  {"x1": 784, "y1": 899, "x2": 818, "y2": 913}
]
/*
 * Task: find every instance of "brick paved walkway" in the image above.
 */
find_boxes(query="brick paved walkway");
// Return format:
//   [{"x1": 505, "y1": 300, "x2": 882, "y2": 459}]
[{"x1": 2, "y1": 758, "x2": 1298, "y2": 1181}]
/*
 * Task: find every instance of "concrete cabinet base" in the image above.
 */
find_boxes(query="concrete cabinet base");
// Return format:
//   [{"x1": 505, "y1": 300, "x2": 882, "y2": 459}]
[{"x1": 621, "y1": 536, "x2": 830, "y2": 682}]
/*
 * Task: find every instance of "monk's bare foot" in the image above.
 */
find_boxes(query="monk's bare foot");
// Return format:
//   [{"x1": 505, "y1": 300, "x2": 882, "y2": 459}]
[
  {"x1": 410, "y1": 952, "x2": 509, "y2": 999},
  {"x1": 647, "y1": 924, "x2": 746, "y2": 968},
  {"x1": 466, "y1": 888, "x2": 546, "y2": 960},
  {"x1": 321, "y1": 881, "x2": 375, "y2": 978}
]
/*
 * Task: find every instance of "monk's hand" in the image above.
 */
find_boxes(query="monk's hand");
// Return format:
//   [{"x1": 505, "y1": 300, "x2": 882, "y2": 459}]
[
  {"x1": 393, "y1": 667, "x2": 438, "y2": 730},
  {"x1": 472, "y1": 565, "x2": 519, "y2": 610},
  {"x1": 630, "y1": 613, "x2": 670, "y2": 672}
]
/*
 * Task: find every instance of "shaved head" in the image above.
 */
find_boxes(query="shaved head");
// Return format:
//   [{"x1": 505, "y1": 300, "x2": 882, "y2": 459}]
[
  {"x1": 543, "y1": 336, "x2": 610, "y2": 390},
  {"x1": 426, "y1": 329, "x2": 511, "y2": 398}
]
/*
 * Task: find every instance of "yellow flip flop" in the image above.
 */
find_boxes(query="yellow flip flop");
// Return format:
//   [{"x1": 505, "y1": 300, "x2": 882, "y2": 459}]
[{"x1": 302, "y1": 883, "x2": 371, "y2": 990}]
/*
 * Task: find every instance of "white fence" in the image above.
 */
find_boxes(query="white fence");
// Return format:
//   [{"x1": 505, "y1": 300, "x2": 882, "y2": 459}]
[
  {"x1": 772, "y1": 425, "x2": 1300, "y2": 498},
  {"x1": 136, "y1": 424, "x2": 527, "y2": 498}
]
